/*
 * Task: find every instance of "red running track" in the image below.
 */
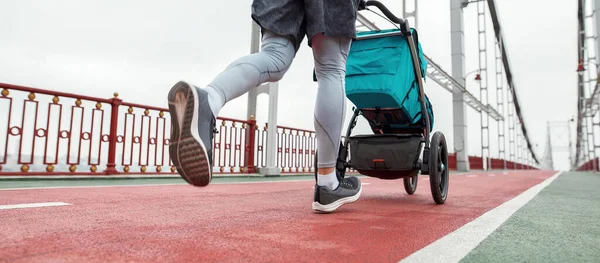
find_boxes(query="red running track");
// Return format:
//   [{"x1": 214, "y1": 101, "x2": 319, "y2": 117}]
[{"x1": 0, "y1": 171, "x2": 555, "y2": 262}]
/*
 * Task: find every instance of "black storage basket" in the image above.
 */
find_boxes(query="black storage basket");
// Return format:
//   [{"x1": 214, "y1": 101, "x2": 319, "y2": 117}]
[{"x1": 348, "y1": 134, "x2": 423, "y2": 179}]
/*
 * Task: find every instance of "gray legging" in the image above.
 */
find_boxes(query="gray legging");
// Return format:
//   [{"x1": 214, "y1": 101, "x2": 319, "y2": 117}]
[{"x1": 207, "y1": 30, "x2": 350, "y2": 169}]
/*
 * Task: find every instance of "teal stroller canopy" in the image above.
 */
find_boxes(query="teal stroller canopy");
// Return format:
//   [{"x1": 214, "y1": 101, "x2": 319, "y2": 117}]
[{"x1": 345, "y1": 28, "x2": 434, "y2": 130}]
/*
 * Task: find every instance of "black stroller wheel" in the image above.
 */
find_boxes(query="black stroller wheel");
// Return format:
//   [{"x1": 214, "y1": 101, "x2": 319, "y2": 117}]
[
  {"x1": 403, "y1": 174, "x2": 418, "y2": 194},
  {"x1": 429, "y1": 132, "x2": 449, "y2": 204}
]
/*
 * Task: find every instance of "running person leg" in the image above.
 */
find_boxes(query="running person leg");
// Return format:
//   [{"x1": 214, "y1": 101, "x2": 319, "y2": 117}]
[
  {"x1": 167, "y1": 0, "x2": 361, "y2": 212},
  {"x1": 168, "y1": 0, "x2": 305, "y2": 187},
  {"x1": 167, "y1": 30, "x2": 296, "y2": 187},
  {"x1": 303, "y1": 0, "x2": 363, "y2": 212},
  {"x1": 310, "y1": 33, "x2": 362, "y2": 213}
]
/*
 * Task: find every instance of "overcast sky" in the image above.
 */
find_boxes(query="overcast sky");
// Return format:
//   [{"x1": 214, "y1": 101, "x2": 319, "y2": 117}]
[{"x1": 0, "y1": 0, "x2": 578, "y2": 170}]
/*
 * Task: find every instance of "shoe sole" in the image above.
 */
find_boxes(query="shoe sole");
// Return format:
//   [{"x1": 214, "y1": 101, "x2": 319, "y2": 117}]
[
  {"x1": 167, "y1": 94, "x2": 187, "y2": 183},
  {"x1": 311, "y1": 186, "x2": 362, "y2": 213},
  {"x1": 168, "y1": 81, "x2": 211, "y2": 187}
]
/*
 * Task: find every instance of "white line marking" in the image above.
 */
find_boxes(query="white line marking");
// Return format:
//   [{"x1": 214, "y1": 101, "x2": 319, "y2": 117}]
[
  {"x1": 489, "y1": 174, "x2": 496, "y2": 177},
  {"x1": 399, "y1": 171, "x2": 562, "y2": 263},
  {"x1": 466, "y1": 174, "x2": 477, "y2": 178},
  {"x1": 451, "y1": 172, "x2": 470, "y2": 176},
  {"x1": 0, "y1": 202, "x2": 71, "y2": 210},
  {"x1": 0, "y1": 184, "x2": 184, "y2": 191}
]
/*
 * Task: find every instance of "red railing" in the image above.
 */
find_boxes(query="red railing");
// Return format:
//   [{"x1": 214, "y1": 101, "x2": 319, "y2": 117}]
[
  {"x1": 0, "y1": 82, "x2": 537, "y2": 176},
  {"x1": 576, "y1": 158, "x2": 599, "y2": 171},
  {"x1": 0, "y1": 82, "x2": 319, "y2": 175},
  {"x1": 0, "y1": 83, "x2": 115, "y2": 175},
  {"x1": 447, "y1": 154, "x2": 537, "y2": 171},
  {"x1": 276, "y1": 125, "x2": 317, "y2": 173}
]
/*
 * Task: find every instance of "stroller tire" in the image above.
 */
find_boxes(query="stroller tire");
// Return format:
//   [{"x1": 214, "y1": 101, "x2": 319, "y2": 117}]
[
  {"x1": 403, "y1": 175, "x2": 418, "y2": 195},
  {"x1": 429, "y1": 131, "x2": 449, "y2": 204}
]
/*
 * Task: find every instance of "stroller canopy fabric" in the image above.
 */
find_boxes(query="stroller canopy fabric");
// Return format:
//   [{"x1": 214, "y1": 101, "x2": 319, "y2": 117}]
[{"x1": 345, "y1": 28, "x2": 434, "y2": 129}]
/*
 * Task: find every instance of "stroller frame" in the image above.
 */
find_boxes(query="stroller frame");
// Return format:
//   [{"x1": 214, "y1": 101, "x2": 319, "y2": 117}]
[{"x1": 314, "y1": 0, "x2": 450, "y2": 204}]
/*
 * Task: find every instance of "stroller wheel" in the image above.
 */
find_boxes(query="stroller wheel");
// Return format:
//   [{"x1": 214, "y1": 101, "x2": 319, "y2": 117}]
[
  {"x1": 429, "y1": 131, "x2": 449, "y2": 204},
  {"x1": 403, "y1": 174, "x2": 418, "y2": 194}
]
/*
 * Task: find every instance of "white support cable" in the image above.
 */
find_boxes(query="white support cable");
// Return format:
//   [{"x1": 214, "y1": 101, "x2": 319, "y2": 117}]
[
  {"x1": 354, "y1": 13, "x2": 504, "y2": 122},
  {"x1": 495, "y1": 39, "x2": 506, "y2": 169},
  {"x1": 356, "y1": 13, "x2": 379, "y2": 31},
  {"x1": 477, "y1": 0, "x2": 491, "y2": 169},
  {"x1": 575, "y1": 0, "x2": 586, "y2": 165},
  {"x1": 582, "y1": 0, "x2": 599, "y2": 170},
  {"x1": 543, "y1": 122, "x2": 554, "y2": 170},
  {"x1": 574, "y1": 0, "x2": 600, "y2": 169},
  {"x1": 486, "y1": 0, "x2": 538, "y2": 165},
  {"x1": 587, "y1": 8, "x2": 600, "y2": 171},
  {"x1": 581, "y1": 119, "x2": 590, "y2": 165},
  {"x1": 508, "y1": 77, "x2": 516, "y2": 167},
  {"x1": 547, "y1": 120, "x2": 576, "y2": 170},
  {"x1": 425, "y1": 55, "x2": 504, "y2": 121},
  {"x1": 575, "y1": 0, "x2": 587, "y2": 166},
  {"x1": 577, "y1": 70, "x2": 586, "y2": 162},
  {"x1": 516, "y1": 123, "x2": 521, "y2": 166},
  {"x1": 403, "y1": 0, "x2": 418, "y2": 28}
]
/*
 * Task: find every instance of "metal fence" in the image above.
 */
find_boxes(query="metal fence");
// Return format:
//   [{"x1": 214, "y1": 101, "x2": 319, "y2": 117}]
[{"x1": 0, "y1": 82, "x2": 535, "y2": 176}]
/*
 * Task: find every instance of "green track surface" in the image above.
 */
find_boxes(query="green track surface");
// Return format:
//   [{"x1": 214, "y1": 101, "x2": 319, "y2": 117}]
[{"x1": 461, "y1": 172, "x2": 600, "y2": 262}]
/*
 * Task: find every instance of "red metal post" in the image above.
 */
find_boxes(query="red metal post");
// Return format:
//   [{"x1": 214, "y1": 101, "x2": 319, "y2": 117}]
[
  {"x1": 104, "y1": 93, "x2": 122, "y2": 175},
  {"x1": 448, "y1": 153, "x2": 457, "y2": 170},
  {"x1": 245, "y1": 115, "x2": 257, "y2": 173}
]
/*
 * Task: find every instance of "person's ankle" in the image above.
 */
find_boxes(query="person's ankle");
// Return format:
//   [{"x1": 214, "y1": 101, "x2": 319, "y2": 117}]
[
  {"x1": 318, "y1": 167, "x2": 335, "y2": 175},
  {"x1": 317, "y1": 168, "x2": 339, "y2": 190}
]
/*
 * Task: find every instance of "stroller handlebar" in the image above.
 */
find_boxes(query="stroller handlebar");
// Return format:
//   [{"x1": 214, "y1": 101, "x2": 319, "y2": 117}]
[{"x1": 358, "y1": 0, "x2": 411, "y2": 35}]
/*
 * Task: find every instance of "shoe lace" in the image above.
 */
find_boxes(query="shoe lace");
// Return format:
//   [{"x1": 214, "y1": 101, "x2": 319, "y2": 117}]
[{"x1": 340, "y1": 179, "x2": 354, "y2": 188}]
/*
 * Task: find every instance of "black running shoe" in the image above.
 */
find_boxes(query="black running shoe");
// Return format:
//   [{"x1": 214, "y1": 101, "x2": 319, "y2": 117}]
[
  {"x1": 167, "y1": 81, "x2": 215, "y2": 187},
  {"x1": 312, "y1": 176, "x2": 362, "y2": 212}
]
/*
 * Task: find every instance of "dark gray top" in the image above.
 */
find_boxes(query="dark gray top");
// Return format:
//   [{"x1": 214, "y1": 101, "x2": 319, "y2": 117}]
[{"x1": 251, "y1": 0, "x2": 360, "y2": 51}]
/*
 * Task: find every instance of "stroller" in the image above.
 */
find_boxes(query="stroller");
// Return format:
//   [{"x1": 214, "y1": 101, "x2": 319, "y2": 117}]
[{"x1": 314, "y1": 0, "x2": 449, "y2": 204}]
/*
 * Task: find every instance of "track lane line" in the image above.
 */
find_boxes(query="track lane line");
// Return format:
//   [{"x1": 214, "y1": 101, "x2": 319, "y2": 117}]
[
  {"x1": 0, "y1": 202, "x2": 71, "y2": 210},
  {"x1": 399, "y1": 171, "x2": 562, "y2": 263}
]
